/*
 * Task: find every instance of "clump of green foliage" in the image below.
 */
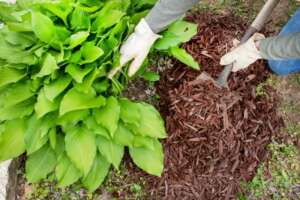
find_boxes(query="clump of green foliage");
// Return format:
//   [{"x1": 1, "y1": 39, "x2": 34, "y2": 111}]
[
  {"x1": 0, "y1": 0, "x2": 199, "y2": 192},
  {"x1": 241, "y1": 142, "x2": 300, "y2": 200}
]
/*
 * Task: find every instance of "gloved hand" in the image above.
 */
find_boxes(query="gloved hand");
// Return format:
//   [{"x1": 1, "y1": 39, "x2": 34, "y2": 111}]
[
  {"x1": 108, "y1": 19, "x2": 161, "y2": 79},
  {"x1": 220, "y1": 33, "x2": 265, "y2": 72}
]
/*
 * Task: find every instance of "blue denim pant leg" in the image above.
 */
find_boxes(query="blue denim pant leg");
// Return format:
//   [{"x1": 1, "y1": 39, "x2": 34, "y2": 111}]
[{"x1": 268, "y1": 8, "x2": 300, "y2": 75}]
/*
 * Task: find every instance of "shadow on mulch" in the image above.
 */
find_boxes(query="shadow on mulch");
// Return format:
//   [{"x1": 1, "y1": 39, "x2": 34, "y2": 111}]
[{"x1": 121, "y1": 12, "x2": 284, "y2": 200}]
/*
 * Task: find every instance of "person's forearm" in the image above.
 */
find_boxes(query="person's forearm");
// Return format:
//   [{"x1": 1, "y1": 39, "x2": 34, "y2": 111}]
[
  {"x1": 145, "y1": 0, "x2": 200, "y2": 33},
  {"x1": 259, "y1": 32, "x2": 300, "y2": 60}
]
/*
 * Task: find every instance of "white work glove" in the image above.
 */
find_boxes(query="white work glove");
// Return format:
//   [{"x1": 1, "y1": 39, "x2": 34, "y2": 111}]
[
  {"x1": 0, "y1": 0, "x2": 16, "y2": 4},
  {"x1": 108, "y1": 19, "x2": 161, "y2": 79},
  {"x1": 220, "y1": 33, "x2": 265, "y2": 72}
]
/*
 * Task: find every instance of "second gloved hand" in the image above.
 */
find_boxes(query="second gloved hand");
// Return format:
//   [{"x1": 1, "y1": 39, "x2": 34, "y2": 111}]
[
  {"x1": 220, "y1": 33, "x2": 265, "y2": 72},
  {"x1": 108, "y1": 19, "x2": 161, "y2": 79}
]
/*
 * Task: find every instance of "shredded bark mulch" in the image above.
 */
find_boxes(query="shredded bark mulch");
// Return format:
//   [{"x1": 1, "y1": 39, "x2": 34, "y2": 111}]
[{"x1": 123, "y1": 12, "x2": 284, "y2": 200}]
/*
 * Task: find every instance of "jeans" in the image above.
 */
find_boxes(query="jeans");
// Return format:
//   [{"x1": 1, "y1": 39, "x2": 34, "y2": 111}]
[{"x1": 268, "y1": 8, "x2": 300, "y2": 75}]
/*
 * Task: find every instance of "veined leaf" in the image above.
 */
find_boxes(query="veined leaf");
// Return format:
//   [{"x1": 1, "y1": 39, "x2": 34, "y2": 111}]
[
  {"x1": 0, "y1": 98, "x2": 35, "y2": 121},
  {"x1": 65, "y1": 125, "x2": 97, "y2": 176},
  {"x1": 49, "y1": 128, "x2": 57, "y2": 150},
  {"x1": 75, "y1": 68, "x2": 101, "y2": 93},
  {"x1": 35, "y1": 89, "x2": 60, "y2": 118},
  {"x1": 60, "y1": 88, "x2": 106, "y2": 115},
  {"x1": 0, "y1": 81, "x2": 34, "y2": 108},
  {"x1": 142, "y1": 71, "x2": 160, "y2": 82},
  {"x1": 0, "y1": 119, "x2": 26, "y2": 161},
  {"x1": 93, "y1": 79, "x2": 110, "y2": 94},
  {"x1": 71, "y1": 7, "x2": 90, "y2": 31},
  {"x1": 69, "y1": 31, "x2": 89, "y2": 49},
  {"x1": 31, "y1": 12, "x2": 56, "y2": 43},
  {"x1": 7, "y1": 21, "x2": 32, "y2": 32},
  {"x1": 42, "y1": 2, "x2": 73, "y2": 26},
  {"x1": 53, "y1": 133, "x2": 65, "y2": 156},
  {"x1": 119, "y1": 98, "x2": 141, "y2": 127},
  {"x1": 65, "y1": 63, "x2": 94, "y2": 83},
  {"x1": 133, "y1": 136, "x2": 155, "y2": 150},
  {"x1": 80, "y1": 42, "x2": 104, "y2": 64},
  {"x1": 130, "y1": 103, "x2": 167, "y2": 139},
  {"x1": 155, "y1": 20, "x2": 198, "y2": 50},
  {"x1": 85, "y1": 116, "x2": 110, "y2": 139},
  {"x1": 55, "y1": 153, "x2": 82, "y2": 187},
  {"x1": 26, "y1": 144, "x2": 57, "y2": 183},
  {"x1": 169, "y1": 46, "x2": 200, "y2": 70},
  {"x1": 25, "y1": 114, "x2": 56, "y2": 154},
  {"x1": 55, "y1": 26, "x2": 71, "y2": 43},
  {"x1": 57, "y1": 110, "x2": 90, "y2": 130},
  {"x1": 129, "y1": 139, "x2": 163, "y2": 177},
  {"x1": 113, "y1": 122, "x2": 134, "y2": 147},
  {"x1": 96, "y1": 136, "x2": 124, "y2": 170},
  {"x1": 34, "y1": 53, "x2": 58, "y2": 78},
  {"x1": 82, "y1": 153, "x2": 110, "y2": 192},
  {"x1": 92, "y1": 9, "x2": 125, "y2": 34},
  {"x1": 0, "y1": 67, "x2": 26, "y2": 87},
  {"x1": 44, "y1": 75, "x2": 72, "y2": 101},
  {"x1": 94, "y1": 96, "x2": 120, "y2": 137}
]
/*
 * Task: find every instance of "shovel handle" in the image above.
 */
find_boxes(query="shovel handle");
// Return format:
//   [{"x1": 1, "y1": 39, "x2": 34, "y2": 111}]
[
  {"x1": 217, "y1": 27, "x2": 258, "y2": 87},
  {"x1": 217, "y1": 0, "x2": 280, "y2": 87}
]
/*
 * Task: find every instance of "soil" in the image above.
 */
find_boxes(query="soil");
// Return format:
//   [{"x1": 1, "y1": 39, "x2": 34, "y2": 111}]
[{"x1": 121, "y1": 12, "x2": 284, "y2": 200}]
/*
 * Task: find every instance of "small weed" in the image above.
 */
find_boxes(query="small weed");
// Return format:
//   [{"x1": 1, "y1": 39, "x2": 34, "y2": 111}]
[
  {"x1": 255, "y1": 77, "x2": 278, "y2": 97},
  {"x1": 24, "y1": 181, "x2": 93, "y2": 200},
  {"x1": 242, "y1": 142, "x2": 300, "y2": 199},
  {"x1": 101, "y1": 163, "x2": 146, "y2": 199},
  {"x1": 285, "y1": 120, "x2": 300, "y2": 138}
]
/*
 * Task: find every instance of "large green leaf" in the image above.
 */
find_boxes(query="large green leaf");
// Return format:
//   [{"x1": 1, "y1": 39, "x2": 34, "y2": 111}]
[
  {"x1": 25, "y1": 114, "x2": 56, "y2": 154},
  {"x1": 94, "y1": 96, "x2": 120, "y2": 137},
  {"x1": 0, "y1": 67, "x2": 26, "y2": 87},
  {"x1": 60, "y1": 88, "x2": 106, "y2": 115},
  {"x1": 0, "y1": 119, "x2": 26, "y2": 161},
  {"x1": 133, "y1": 136, "x2": 155, "y2": 150},
  {"x1": 0, "y1": 98, "x2": 35, "y2": 121},
  {"x1": 55, "y1": 153, "x2": 82, "y2": 187},
  {"x1": 34, "y1": 53, "x2": 58, "y2": 78},
  {"x1": 31, "y1": 12, "x2": 56, "y2": 43},
  {"x1": 65, "y1": 125, "x2": 96, "y2": 176},
  {"x1": 96, "y1": 136, "x2": 124, "y2": 170},
  {"x1": 80, "y1": 42, "x2": 104, "y2": 64},
  {"x1": 68, "y1": 31, "x2": 89, "y2": 49},
  {"x1": 35, "y1": 89, "x2": 60, "y2": 118},
  {"x1": 42, "y1": 2, "x2": 73, "y2": 26},
  {"x1": 26, "y1": 144, "x2": 57, "y2": 183},
  {"x1": 0, "y1": 81, "x2": 34, "y2": 108},
  {"x1": 169, "y1": 46, "x2": 200, "y2": 70},
  {"x1": 130, "y1": 103, "x2": 167, "y2": 139},
  {"x1": 113, "y1": 122, "x2": 134, "y2": 147},
  {"x1": 44, "y1": 75, "x2": 72, "y2": 101},
  {"x1": 119, "y1": 98, "x2": 141, "y2": 127},
  {"x1": 84, "y1": 116, "x2": 110, "y2": 139},
  {"x1": 155, "y1": 20, "x2": 198, "y2": 50},
  {"x1": 92, "y1": 9, "x2": 125, "y2": 34},
  {"x1": 49, "y1": 128, "x2": 57, "y2": 150},
  {"x1": 129, "y1": 139, "x2": 164, "y2": 177},
  {"x1": 82, "y1": 153, "x2": 110, "y2": 192},
  {"x1": 65, "y1": 63, "x2": 93, "y2": 83},
  {"x1": 71, "y1": 7, "x2": 90, "y2": 31},
  {"x1": 57, "y1": 110, "x2": 90, "y2": 131}
]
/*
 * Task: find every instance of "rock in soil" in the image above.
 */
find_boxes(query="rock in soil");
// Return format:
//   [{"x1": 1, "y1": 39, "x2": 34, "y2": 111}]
[{"x1": 123, "y1": 12, "x2": 284, "y2": 200}]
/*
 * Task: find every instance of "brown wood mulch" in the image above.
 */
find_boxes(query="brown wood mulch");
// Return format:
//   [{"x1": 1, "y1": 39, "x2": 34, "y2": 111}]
[{"x1": 122, "y1": 12, "x2": 284, "y2": 200}]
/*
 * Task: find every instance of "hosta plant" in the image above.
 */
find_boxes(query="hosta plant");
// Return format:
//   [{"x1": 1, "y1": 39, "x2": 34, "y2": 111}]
[{"x1": 0, "y1": 0, "x2": 198, "y2": 192}]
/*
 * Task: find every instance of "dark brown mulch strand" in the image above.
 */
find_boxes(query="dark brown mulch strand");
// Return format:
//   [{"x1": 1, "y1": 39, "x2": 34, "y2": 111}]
[{"x1": 121, "y1": 12, "x2": 284, "y2": 200}]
